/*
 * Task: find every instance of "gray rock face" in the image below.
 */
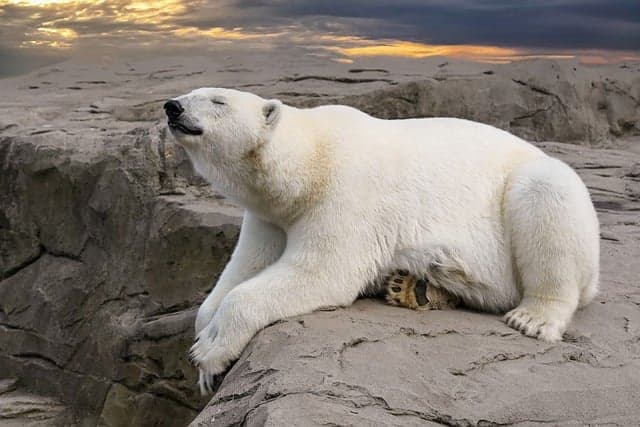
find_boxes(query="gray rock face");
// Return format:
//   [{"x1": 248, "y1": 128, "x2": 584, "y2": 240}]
[
  {"x1": 0, "y1": 123, "x2": 242, "y2": 426},
  {"x1": 0, "y1": 55, "x2": 639, "y2": 426}
]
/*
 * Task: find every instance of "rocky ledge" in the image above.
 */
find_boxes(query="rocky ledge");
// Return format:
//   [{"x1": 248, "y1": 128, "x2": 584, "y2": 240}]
[{"x1": 192, "y1": 142, "x2": 640, "y2": 426}]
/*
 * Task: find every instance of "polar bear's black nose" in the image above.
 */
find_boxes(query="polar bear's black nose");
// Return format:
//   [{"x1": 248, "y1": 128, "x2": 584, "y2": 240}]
[{"x1": 164, "y1": 100, "x2": 184, "y2": 120}]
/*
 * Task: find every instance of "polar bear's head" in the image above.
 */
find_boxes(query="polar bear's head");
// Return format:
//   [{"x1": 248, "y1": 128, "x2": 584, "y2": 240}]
[
  {"x1": 164, "y1": 87, "x2": 282, "y2": 167},
  {"x1": 165, "y1": 88, "x2": 324, "y2": 219}
]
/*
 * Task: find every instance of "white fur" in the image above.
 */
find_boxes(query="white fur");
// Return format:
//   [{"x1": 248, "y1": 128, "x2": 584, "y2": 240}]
[{"x1": 168, "y1": 88, "x2": 600, "y2": 394}]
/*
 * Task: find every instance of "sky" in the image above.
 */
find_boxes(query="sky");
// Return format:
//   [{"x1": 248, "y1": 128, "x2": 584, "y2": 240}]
[{"x1": 1, "y1": 0, "x2": 639, "y2": 77}]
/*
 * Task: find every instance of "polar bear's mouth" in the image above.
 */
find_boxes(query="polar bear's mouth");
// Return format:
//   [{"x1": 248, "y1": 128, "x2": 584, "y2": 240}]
[{"x1": 168, "y1": 120, "x2": 203, "y2": 136}]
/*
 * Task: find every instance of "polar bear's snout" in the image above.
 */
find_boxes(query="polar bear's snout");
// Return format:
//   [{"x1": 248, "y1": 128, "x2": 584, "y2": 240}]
[
  {"x1": 164, "y1": 99, "x2": 184, "y2": 120},
  {"x1": 164, "y1": 98, "x2": 204, "y2": 136}
]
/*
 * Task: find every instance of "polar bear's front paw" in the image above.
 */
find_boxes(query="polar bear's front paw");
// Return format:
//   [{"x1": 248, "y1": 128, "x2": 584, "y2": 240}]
[
  {"x1": 504, "y1": 305, "x2": 566, "y2": 342},
  {"x1": 190, "y1": 328, "x2": 243, "y2": 395},
  {"x1": 189, "y1": 305, "x2": 256, "y2": 395}
]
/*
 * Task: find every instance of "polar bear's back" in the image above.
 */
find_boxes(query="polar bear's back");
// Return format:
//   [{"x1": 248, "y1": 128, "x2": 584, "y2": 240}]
[
  {"x1": 306, "y1": 104, "x2": 542, "y2": 160},
  {"x1": 396, "y1": 117, "x2": 541, "y2": 155},
  {"x1": 388, "y1": 116, "x2": 539, "y2": 156},
  {"x1": 304, "y1": 105, "x2": 545, "y2": 179}
]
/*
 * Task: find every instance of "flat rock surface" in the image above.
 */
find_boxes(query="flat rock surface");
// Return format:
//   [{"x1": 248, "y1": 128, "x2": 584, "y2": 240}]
[{"x1": 1, "y1": 54, "x2": 639, "y2": 426}]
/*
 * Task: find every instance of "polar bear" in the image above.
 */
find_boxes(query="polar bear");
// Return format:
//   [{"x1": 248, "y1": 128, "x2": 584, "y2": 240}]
[{"x1": 164, "y1": 88, "x2": 600, "y2": 394}]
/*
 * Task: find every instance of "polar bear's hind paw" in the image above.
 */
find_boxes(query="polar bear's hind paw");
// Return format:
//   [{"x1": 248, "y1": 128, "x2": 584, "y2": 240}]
[
  {"x1": 385, "y1": 270, "x2": 420, "y2": 308},
  {"x1": 504, "y1": 305, "x2": 565, "y2": 342},
  {"x1": 384, "y1": 270, "x2": 460, "y2": 310}
]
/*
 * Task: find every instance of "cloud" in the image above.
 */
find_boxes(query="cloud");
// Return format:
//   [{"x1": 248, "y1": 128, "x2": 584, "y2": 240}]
[
  {"x1": 0, "y1": 0, "x2": 638, "y2": 76},
  {"x1": 224, "y1": 0, "x2": 640, "y2": 51}
]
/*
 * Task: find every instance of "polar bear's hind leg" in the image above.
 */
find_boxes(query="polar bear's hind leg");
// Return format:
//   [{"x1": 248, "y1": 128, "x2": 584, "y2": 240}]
[{"x1": 504, "y1": 157, "x2": 599, "y2": 342}]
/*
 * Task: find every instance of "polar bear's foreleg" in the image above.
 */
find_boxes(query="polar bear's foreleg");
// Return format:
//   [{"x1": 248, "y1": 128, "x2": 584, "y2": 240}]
[
  {"x1": 194, "y1": 212, "x2": 286, "y2": 335},
  {"x1": 190, "y1": 235, "x2": 367, "y2": 393},
  {"x1": 503, "y1": 158, "x2": 599, "y2": 342}
]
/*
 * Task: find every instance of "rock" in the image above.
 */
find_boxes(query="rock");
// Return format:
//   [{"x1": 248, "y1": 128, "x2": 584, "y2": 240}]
[
  {"x1": 0, "y1": 378, "x2": 74, "y2": 427},
  {"x1": 0, "y1": 121, "x2": 242, "y2": 426},
  {"x1": 1, "y1": 55, "x2": 639, "y2": 426},
  {"x1": 298, "y1": 61, "x2": 640, "y2": 145}
]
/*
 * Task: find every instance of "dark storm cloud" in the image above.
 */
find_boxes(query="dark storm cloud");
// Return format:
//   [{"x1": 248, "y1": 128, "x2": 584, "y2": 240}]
[{"x1": 221, "y1": 0, "x2": 640, "y2": 51}]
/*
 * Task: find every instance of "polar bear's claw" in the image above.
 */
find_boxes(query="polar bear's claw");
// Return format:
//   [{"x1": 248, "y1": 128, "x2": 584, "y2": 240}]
[{"x1": 198, "y1": 370, "x2": 222, "y2": 396}]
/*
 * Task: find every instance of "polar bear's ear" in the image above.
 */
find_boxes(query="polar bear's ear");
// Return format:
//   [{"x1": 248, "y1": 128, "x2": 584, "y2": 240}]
[{"x1": 263, "y1": 100, "x2": 281, "y2": 126}]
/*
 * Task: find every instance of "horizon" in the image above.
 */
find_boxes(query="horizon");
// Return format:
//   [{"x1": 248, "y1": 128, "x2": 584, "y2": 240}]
[{"x1": 1, "y1": 0, "x2": 639, "y2": 77}]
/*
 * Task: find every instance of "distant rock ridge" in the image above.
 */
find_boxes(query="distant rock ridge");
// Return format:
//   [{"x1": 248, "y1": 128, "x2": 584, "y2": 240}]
[{"x1": 293, "y1": 61, "x2": 640, "y2": 145}]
